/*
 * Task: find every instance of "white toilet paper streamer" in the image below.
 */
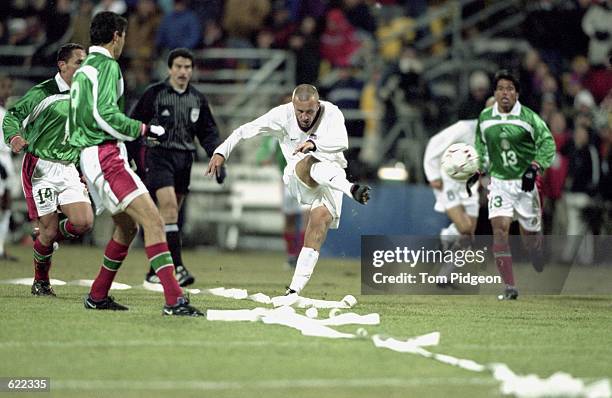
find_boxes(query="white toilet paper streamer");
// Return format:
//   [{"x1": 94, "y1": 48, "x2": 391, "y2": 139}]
[
  {"x1": 0, "y1": 278, "x2": 130, "y2": 291},
  {"x1": 373, "y1": 334, "x2": 610, "y2": 398}
]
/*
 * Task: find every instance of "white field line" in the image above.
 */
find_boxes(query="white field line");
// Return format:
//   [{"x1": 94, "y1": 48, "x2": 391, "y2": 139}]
[
  {"x1": 0, "y1": 340, "x2": 318, "y2": 349},
  {"x1": 51, "y1": 377, "x2": 496, "y2": 391}
]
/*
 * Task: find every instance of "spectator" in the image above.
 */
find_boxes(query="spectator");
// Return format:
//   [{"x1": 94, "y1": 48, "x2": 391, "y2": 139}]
[
  {"x1": 542, "y1": 111, "x2": 571, "y2": 233},
  {"x1": 561, "y1": 125, "x2": 600, "y2": 264},
  {"x1": 93, "y1": 0, "x2": 127, "y2": 15},
  {"x1": 289, "y1": 16, "x2": 321, "y2": 84},
  {"x1": 223, "y1": 0, "x2": 271, "y2": 48},
  {"x1": 125, "y1": 0, "x2": 161, "y2": 63},
  {"x1": 69, "y1": 0, "x2": 94, "y2": 47},
  {"x1": 342, "y1": 0, "x2": 376, "y2": 35},
  {"x1": 457, "y1": 70, "x2": 490, "y2": 120},
  {"x1": 320, "y1": 8, "x2": 361, "y2": 68},
  {"x1": 156, "y1": 0, "x2": 202, "y2": 51},
  {"x1": 581, "y1": 0, "x2": 612, "y2": 67}
]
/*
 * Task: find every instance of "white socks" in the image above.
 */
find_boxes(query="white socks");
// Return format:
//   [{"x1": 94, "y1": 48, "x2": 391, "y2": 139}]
[
  {"x1": 310, "y1": 162, "x2": 353, "y2": 197},
  {"x1": 0, "y1": 210, "x2": 10, "y2": 255},
  {"x1": 289, "y1": 247, "x2": 319, "y2": 294}
]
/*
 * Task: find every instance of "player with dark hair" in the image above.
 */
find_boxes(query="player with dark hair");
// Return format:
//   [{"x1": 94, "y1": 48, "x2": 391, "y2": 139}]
[
  {"x1": 208, "y1": 84, "x2": 370, "y2": 295},
  {"x1": 467, "y1": 70, "x2": 555, "y2": 300},
  {"x1": 130, "y1": 47, "x2": 223, "y2": 288},
  {"x1": 3, "y1": 43, "x2": 93, "y2": 296},
  {"x1": 68, "y1": 12, "x2": 202, "y2": 315}
]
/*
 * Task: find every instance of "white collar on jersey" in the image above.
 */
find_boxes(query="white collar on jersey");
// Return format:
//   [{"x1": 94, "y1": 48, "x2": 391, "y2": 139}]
[
  {"x1": 88, "y1": 46, "x2": 112, "y2": 58},
  {"x1": 54, "y1": 73, "x2": 70, "y2": 92},
  {"x1": 492, "y1": 100, "x2": 521, "y2": 117}
]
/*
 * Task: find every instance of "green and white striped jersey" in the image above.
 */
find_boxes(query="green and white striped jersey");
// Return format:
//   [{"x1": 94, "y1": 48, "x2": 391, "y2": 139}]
[
  {"x1": 68, "y1": 46, "x2": 142, "y2": 148},
  {"x1": 2, "y1": 73, "x2": 79, "y2": 163},
  {"x1": 475, "y1": 101, "x2": 555, "y2": 180}
]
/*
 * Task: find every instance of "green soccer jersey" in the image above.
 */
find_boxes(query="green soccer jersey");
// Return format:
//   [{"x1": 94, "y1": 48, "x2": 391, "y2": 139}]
[
  {"x1": 2, "y1": 73, "x2": 79, "y2": 163},
  {"x1": 68, "y1": 46, "x2": 142, "y2": 148},
  {"x1": 475, "y1": 101, "x2": 555, "y2": 180}
]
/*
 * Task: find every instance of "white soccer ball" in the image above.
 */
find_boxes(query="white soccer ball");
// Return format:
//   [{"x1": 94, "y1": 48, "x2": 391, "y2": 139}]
[{"x1": 441, "y1": 143, "x2": 479, "y2": 180}]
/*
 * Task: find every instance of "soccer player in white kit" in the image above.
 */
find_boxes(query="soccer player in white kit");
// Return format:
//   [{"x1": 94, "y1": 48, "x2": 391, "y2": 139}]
[{"x1": 207, "y1": 84, "x2": 371, "y2": 294}]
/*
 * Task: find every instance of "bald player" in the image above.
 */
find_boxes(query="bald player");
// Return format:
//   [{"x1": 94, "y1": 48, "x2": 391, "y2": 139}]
[{"x1": 207, "y1": 84, "x2": 371, "y2": 295}]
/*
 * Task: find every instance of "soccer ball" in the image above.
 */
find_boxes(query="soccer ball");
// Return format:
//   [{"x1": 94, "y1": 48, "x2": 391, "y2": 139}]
[{"x1": 441, "y1": 143, "x2": 479, "y2": 180}]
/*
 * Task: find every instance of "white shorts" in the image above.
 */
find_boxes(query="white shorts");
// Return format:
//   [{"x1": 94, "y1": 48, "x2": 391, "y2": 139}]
[
  {"x1": 487, "y1": 176, "x2": 541, "y2": 232},
  {"x1": 433, "y1": 171, "x2": 479, "y2": 217},
  {"x1": 21, "y1": 153, "x2": 90, "y2": 220},
  {"x1": 284, "y1": 164, "x2": 344, "y2": 229},
  {"x1": 282, "y1": 184, "x2": 306, "y2": 215},
  {"x1": 80, "y1": 141, "x2": 148, "y2": 215}
]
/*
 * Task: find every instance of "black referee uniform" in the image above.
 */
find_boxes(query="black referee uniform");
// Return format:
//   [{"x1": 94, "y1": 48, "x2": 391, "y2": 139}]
[
  {"x1": 130, "y1": 79, "x2": 221, "y2": 195},
  {"x1": 130, "y1": 78, "x2": 221, "y2": 286}
]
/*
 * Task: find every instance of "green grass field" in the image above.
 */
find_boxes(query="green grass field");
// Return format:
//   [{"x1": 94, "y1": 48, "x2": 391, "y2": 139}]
[{"x1": 1, "y1": 243, "x2": 611, "y2": 398}]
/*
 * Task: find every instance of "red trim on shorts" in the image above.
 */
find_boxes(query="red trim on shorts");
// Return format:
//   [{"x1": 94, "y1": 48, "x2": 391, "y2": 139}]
[
  {"x1": 21, "y1": 153, "x2": 39, "y2": 220},
  {"x1": 97, "y1": 142, "x2": 139, "y2": 202}
]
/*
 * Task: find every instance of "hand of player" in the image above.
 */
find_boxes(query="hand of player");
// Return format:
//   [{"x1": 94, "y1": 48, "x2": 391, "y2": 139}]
[
  {"x1": 429, "y1": 179, "x2": 442, "y2": 190},
  {"x1": 142, "y1": 124, "x2": 167, "y2": 144},
  {"x1": 465, "y1": 172, "x2": 480, "y2": 197},
  {"x1": 9, "y1": 135, "x2": 28, "y2": 153},
  {"x1": 293, "y1": 140, "x2": 315, "y2": 155},
  {"x1": 521, "y1": 162, "x2": 539, "y2": 192},
  {"x1": 207, "y1": 153, "x2": 225, "y2": 179}
]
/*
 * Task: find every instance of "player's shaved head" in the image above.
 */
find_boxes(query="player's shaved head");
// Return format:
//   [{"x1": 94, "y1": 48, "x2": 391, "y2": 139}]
[
  {"x1": 292, "y1": 84, "x2": 319, "y2": 102},
  {"x1": 292, "y1": 85, "x2": 320, "y2": 130}
]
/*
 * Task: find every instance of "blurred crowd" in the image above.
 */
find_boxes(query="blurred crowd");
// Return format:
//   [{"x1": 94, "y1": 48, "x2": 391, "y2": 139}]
[{"x1": 0, "y1": 0, "x2": 611, "y2": 244}]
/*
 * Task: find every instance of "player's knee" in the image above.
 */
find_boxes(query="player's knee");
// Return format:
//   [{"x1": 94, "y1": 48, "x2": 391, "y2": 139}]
[
  {"x1": 311, "y1": 207, "x2": 332, "y2": 228},
  {"x1": 69, "y1": 215, "x2": 94, "y2": 234}
]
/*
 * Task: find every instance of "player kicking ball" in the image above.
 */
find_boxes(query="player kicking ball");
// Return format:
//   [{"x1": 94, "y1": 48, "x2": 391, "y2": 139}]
[{"x1": 207, "y1": 84, "x2": 370, "y2": 295}]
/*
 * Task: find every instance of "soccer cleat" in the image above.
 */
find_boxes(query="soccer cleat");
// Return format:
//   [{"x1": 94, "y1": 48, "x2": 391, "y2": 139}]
[
  {"x1": 84, "y1": 295, "x2": 128, "y2": 311},
  {"x1": 499, "y1": 287, "x2": 519, "y2": 300},
  {"x1": 162, "y1": 296, "x2": 203, "y2": 316},
  {"x1": 529, "y1": 247, "x2": 546, "y2": 273},
  {"x1": 144, "y1": 271, "x2": 161, "y2": 284},
  {"x1": 31, "y1": 280, "x2": 56, "y2": 296},
  {"x1": 175, "y1": 265, "x2": 195, "y2": 287},
  {"x1": 350, "y1": 184, "x2": 371, "y2": 205}
]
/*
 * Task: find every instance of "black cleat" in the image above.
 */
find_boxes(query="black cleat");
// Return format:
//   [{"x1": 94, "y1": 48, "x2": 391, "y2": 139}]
[
  {"x1": 351, "y1": 184, "x2": 371, "y2": 205},
  {"x1": 162, "y1": 297, "x2": 203, "y2": 316},
  {"x1": 285, "y1": 286, "x2": 297, "y2": 296},
  {"x1": 175, "y1": 265, "x2": 195, "y2": 287},
  {"x1": 84, "y1": 295, "x2": 128, "y2": 311},
  {"x1": 144, "y1": 270, "x2": 160, "y2": 284},
  {"x1": 529, "y1": 248, "x2": 546, "y2": 273},
  {"x1": 499, "y1": 287, "x2": 519, "y2": 300},
  {"x1": 31, "y1": 280, "x2": 56, "y2": 296}
]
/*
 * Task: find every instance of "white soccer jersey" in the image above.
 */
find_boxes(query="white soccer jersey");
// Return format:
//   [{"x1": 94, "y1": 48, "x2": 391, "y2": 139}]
[
  {"x1": 214, "y1": 101, "x2": 349, "y2": 178},
  {"x1": 423, "y1": 119, "x2": 478, "y2": 182}
]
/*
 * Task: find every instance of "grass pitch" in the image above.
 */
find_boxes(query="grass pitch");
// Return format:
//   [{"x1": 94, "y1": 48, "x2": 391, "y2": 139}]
[{"x1": 1, "y1": 243, "x2": 611, "y2": 398}]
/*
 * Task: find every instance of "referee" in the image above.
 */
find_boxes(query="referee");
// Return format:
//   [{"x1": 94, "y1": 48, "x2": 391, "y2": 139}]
[{"x1": 131, "y1": 48, "x2": 224, "y2": 287}]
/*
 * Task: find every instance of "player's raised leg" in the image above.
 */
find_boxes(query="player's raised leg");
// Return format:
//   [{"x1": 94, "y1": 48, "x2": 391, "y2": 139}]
[{"x1": 296, "y1": 156, "x2": 371, "y2": 204}]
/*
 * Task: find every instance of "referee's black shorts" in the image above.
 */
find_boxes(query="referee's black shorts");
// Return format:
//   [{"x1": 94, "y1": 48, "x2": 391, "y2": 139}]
[{"x1": 145, "y1": 147, "x2": 194, "y2": 196}]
